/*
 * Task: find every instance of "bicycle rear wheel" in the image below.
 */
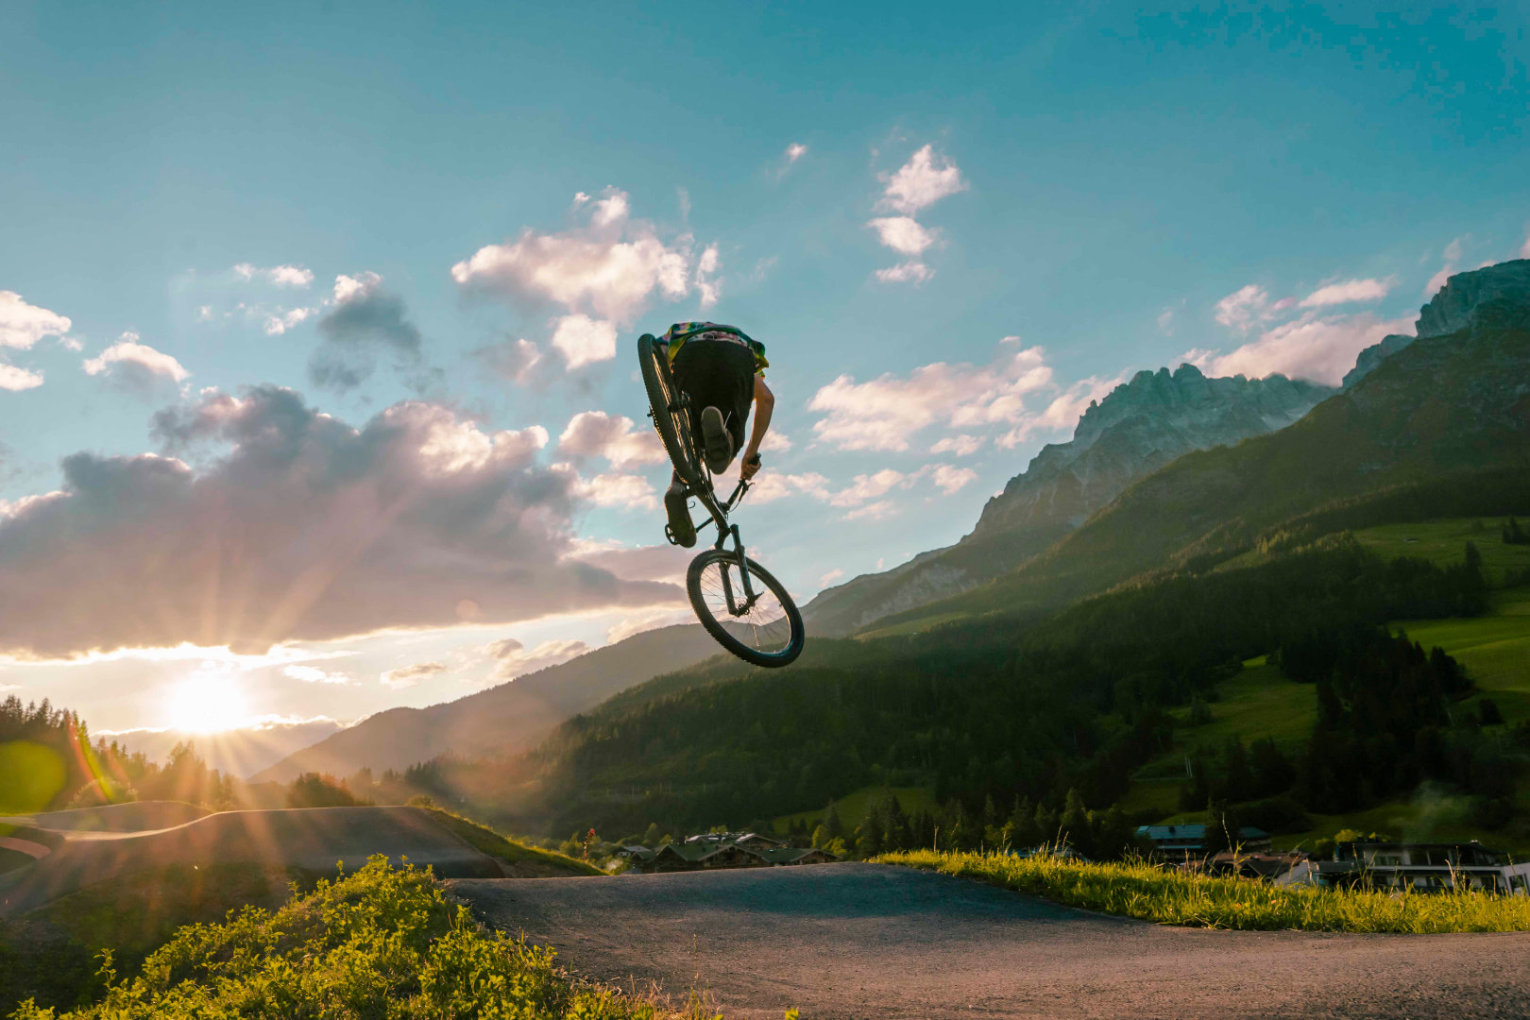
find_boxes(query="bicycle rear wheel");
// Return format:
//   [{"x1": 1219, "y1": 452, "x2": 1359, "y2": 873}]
[
  {"x1": 637, "y1": 334, "x2": 706, "y2": 490},
  {"x1": 687, "y1": 548, "x2": 805, "y2": 668}
]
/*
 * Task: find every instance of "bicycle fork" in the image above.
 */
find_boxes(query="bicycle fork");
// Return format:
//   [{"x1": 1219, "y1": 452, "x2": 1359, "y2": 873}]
[{"x1": 716, "y1": 523, "x2": 761, "y2": 617}]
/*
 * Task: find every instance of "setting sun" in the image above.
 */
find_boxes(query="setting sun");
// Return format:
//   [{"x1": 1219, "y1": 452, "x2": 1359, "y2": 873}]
[{"x1": 165, "y1": 670, "x2": 250, "y2": 734}]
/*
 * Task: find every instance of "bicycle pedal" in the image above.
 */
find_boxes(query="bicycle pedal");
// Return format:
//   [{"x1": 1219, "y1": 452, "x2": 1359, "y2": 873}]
[{"x1": 664, "y1": 523, "x2": 679, "y2": 546}]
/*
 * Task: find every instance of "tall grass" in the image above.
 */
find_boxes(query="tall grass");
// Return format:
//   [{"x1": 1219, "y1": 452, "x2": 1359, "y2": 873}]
[
  {"x1": 881, "y1": 849, "x2": 1530, "y2": 933},
  {"x1": 7, "y1": 856, "x2": 656, "y2": 1019}
]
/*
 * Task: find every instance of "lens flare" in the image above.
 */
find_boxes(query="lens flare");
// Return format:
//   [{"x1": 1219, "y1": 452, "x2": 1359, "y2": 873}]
[{"x1": 165, "y1": 669, "x2": 250, "y2": 733}]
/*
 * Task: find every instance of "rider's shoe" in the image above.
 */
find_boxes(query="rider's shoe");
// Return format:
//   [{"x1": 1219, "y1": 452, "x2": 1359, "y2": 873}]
[
  {"x1": 664, "y1": 478, "x2": 697, "y2": 548},
  {"x1": 700, "y1": 406, "x2": 734, "y2": 475}
]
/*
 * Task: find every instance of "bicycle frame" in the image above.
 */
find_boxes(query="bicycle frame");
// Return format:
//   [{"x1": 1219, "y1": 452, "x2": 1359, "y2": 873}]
[{"x1": 690, "y1": 479, "x2": 765, "y2": 618}]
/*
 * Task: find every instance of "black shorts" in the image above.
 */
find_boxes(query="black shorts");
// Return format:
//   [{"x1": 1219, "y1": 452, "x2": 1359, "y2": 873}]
[{"x1": 672, "y1": 339, "x2": 757, "y2": 453}]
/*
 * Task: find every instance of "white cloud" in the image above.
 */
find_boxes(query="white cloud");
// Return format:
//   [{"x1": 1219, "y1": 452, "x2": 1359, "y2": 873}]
[
  {"x1": 1299, "y1": 277, "x2": 1393, "y2": 308},
  {"x1": 1209, "y1": 312, "x2": 1413, "y2": 385},
  {"x1": 576, "y1": 471, "x2": 658, "y2": 510},
  {"x1": 930, "y1": 434, "x2": 983, "y2": 456},
  {"x1": 1214, "y1": 285, "x2": 1268, "y2": 331},
  {"x1": 1520, "y1": 233, "x2": 1530, "y2": 259},
  {"x1": 263, "y1": 307, "x2": 314, "y2": 336},
  {"x1": 557, "y1": 410, "x2": 666, "y2": 469},
  {"x1": 236, "y1": 263, "x2": 314, "y2": 288},
  {"x1": 451, "y1": 187, "x2": 696, "y2": 325},
  {"x1": 830, "y1": 469, "x2": 909, "y2": 507},
  {"x1": 282, "y1": 664, "x2": 353, "y2": 685},
  {"x1": 695, "y1": 243, "x2": 721, "y2": 309},
  {"x1": 1425, "y1": 238, "x2": 1464, "y2": 297},
  {"x1": 0, "y1": 365, "x2": 44, "y2": 392},
  {"x1": 868, "y1": 216, "x2": 937, "y2": 256},
  {"x1": 808, "y1": 342, "x2": 1054, "y2": 451},
  {"x1": 874, "y1": 260, "x2": 933, "y2": 285},
  {"x1": 484, "y1": 637, "x2": 590, "y2": 681},
  {"x1": 738, "y1": 471, "x2": 830, "y2": 504},
  {"x1": 550, "y1": 313, "x2": 618, "y2": 369},
  {"x1": 878, "y1": 144, "x2": 967, "y2": 215},
  {"x1": 1157, "y1": 307, "x2": 1175, "y2": 334},
  {"x1": 605, "y1": 606, "x2": 692, "y2": 644},
  {"x1": 819, "y1": 568, "x2": 845, "y2": 587},
  {"x1": 380, "y1": 661, "x2": 445, "y2": 690},
  {"x1": 931, "y1": 465, "x2": 977, "y2": 494},
  {"x1": 1176, "y1": 348, "x2": 1218, "y2": 371},
  {"x1": 0, "y1": 291, "x2": 71, "y2": 389},
  {"x1": 332, "y1": 271, "x2": 382, "y2": 304},
  {"x1": 82, "y1": 332, "x2": 190, "y2": 389},
  {"x1": 0, "y1": 291, "x2": 72, "y2": 351},
  {"x1": 844, "y1": 499, "x2": 896, "y2": 522},
  {"x1": 786, "y1": 143, "x2": 808, "y2": 165},
  {"x1": 997, "y1": 374, "x2": 1126, "y2": 448},
  {"x1": 760, "y1": 430, "x2": 792, "y2": 452}
]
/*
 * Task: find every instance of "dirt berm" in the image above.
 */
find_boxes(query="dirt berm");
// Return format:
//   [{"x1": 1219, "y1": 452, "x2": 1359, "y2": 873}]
[{"x1": 0, "y1": 805, "x2": 505, "y2": 916}]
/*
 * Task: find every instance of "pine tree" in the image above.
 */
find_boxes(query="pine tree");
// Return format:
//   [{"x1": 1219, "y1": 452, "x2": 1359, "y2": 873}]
[
  {"x1": 1059, "y1": 788, "x2": 1091, "y2": 856},
  {"x1": 822, "y1": 801, "x2": 843, "y2": 841}
]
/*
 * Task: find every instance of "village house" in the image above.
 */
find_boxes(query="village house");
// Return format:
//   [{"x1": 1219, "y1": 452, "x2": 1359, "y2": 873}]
[
  {"x1": 615, "y1": 831, "x2": 837, "y2": 873},
  {"x1": 1135, "y1": 824, "x2": 1272, "y2": 856},
  {"x1": 1284, "y1": 841, "x2": 1530, "y2": 895}
]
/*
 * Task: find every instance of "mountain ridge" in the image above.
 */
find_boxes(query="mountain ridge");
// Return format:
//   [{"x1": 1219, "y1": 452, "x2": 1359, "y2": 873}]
[{"x1": 804, "y1": 363, "x2": 1333, "y2": 635}]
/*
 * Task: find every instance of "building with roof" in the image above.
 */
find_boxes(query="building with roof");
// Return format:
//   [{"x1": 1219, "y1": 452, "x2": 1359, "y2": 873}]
[
  {"x1": 1287, "y1": 841, "x2": 1530, "y2": 895},
  {"x1": 1135, "y1": 824, "x2": 1271, "y2": 856},
  {"x1": 616, "y1": 831, "x2": 835, "y2": 873}
]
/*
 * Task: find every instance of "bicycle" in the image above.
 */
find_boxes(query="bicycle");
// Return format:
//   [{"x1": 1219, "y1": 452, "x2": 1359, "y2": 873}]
[{"x1": 637, "y1": 333, "x2": 806, "y2": 668}]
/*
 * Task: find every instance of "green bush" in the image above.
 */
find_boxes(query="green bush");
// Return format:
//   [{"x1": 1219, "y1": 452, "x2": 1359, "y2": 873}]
[{"x1": 8, "y1": 856, "x2": 656, "y2": 1019}]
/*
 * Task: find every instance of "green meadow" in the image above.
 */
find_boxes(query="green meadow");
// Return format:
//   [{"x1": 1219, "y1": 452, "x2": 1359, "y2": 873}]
[{"x1": 1352, "y1": 517, "x2": 1530, "y2": 586}]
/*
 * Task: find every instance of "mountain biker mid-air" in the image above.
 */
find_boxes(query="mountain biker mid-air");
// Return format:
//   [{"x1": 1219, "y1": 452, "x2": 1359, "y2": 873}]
[{"x1": 652, "y1": 321, "x2": 774, "y2": 548}]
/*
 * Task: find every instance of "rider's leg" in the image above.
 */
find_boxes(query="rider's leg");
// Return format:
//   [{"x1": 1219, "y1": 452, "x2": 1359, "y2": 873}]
[{"x1": 664, "y1": 468, "x2": 696, "y2": 548}]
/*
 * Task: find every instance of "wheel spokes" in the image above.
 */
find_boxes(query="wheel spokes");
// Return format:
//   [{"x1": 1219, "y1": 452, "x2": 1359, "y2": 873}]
[{"x1": 697, "y1": 561, "x2": 794, "y2": 656}]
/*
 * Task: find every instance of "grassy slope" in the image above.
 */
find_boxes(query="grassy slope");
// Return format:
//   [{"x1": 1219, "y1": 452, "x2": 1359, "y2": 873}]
[
  {"x1": 883, "y1": 850, "x2": 1530, "y2": 933},
  {"x1": 421, "y1": 808, "x2": 603, "y2": 876},
  {"x1": 1119, "y1": 659, "x2": 1318, "y2": 819},
  {"x1": 1399, "y1": 589, "x2": 1530, "y2": 719},
  {"x1": 1351, "y1": 517, "x2": 1530, "y2": 584}
]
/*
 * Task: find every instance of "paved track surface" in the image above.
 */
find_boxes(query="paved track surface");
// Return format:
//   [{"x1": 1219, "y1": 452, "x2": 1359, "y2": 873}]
[{"x1": 452, "y1": 862, "x2": 1530, "y2": 1020}]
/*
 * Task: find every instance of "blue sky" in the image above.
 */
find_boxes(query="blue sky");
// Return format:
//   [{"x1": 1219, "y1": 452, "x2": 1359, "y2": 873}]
[{"x1": 2, "y1": 2, "x2": 1528, "y2": 750}]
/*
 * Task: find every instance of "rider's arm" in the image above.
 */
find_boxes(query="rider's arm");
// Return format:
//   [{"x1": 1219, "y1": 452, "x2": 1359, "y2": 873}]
[{"x1": 741, "y1": 374, "x2": 774, "y2": 480}]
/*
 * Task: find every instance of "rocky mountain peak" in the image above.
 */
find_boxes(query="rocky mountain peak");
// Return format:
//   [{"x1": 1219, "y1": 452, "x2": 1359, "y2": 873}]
[
  {"x1": 1416, "y1": 258, "x2": 1530, "y2": 338},
  {"x1": 1344, "y1": 259, "x2": 1530, "y2": 390},
  {"x1": 972, "y1": 367, "x2": 1332, "y2": 538}
]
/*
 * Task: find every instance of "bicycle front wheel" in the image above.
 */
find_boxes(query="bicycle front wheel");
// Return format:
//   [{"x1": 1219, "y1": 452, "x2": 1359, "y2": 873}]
[
  {"x1": 637, "y1": 334, "x2": 706, "y2": 490},
  {"x1": 687, "y1": 549, "x2": 805, "y2": 668}
]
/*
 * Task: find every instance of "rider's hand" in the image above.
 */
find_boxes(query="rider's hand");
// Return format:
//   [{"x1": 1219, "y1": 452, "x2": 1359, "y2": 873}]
[{"x1": 740, "y1": 453, "x2": 762, "y2": 481}]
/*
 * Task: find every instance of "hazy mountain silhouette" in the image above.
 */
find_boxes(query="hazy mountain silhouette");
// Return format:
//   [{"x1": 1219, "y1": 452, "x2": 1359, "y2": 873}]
[{"x1": 255, "y1": 624, "x2": 727, "y2": 782}]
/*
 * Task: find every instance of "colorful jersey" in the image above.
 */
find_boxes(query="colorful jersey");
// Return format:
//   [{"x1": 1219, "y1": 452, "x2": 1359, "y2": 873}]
[{"x1": 657, "y1": 322, "x2": 769, "y2": 375}]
